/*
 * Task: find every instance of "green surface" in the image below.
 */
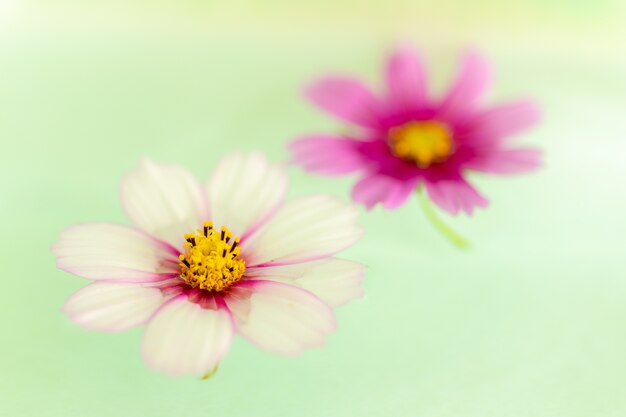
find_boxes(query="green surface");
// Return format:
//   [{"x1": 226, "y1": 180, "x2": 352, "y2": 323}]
[{"x1": 2, "y1": 2, "x2": 626, "y2": 416}]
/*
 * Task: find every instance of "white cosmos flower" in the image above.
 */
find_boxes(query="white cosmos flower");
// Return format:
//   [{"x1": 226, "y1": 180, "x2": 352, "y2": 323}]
[{"x1": 52, "y1": 153, "x2": 364, "y2": 377}]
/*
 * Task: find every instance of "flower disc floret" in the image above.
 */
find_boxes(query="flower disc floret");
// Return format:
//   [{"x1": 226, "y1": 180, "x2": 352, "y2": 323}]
[{"x1": 178, "y1": 222, "x2": 245, "y2": 292}]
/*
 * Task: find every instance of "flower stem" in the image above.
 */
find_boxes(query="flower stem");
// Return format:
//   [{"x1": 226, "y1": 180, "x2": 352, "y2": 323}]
[
  {"x1": 416, "y1": 189, "x2": 470, "y2": 250},
  {"x1": 201, "y1": 365, "x2": 219, "y2": 381}
]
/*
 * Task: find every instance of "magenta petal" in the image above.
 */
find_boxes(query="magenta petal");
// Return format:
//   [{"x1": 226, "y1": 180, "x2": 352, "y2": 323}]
[
  {"x1": 439, "y1": 50, "x2": 491, "y2": 118},
  {"x1": 385, "y1": 46, "x2": 428, "y2": 111},
  {"x1": 305, "y1": 77, "x2": 381, "y2": 129},
  {"x1": 351, "y1": 175, "x2": 418, "y2": 210},
  {"x1": 468, "y1": 100, "x2": 541, "y2": 143},
  {"x1": 425, "y1": 179, "x2": 489, "y2": 216},
  {"x1": 465, "y1": 147, "x2": 543, "y2": 174},
  {"x1": 289, "y1": 135, "x2": 366, "y2": 176}
]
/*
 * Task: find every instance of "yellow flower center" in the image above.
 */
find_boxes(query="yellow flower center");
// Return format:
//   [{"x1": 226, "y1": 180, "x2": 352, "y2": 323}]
[
  {"x1": 388, "y1": 121, "x2": 454, "y2": 167},
  {"x1": 178, "y1": 222, "x2": 246, "y2": 292}
]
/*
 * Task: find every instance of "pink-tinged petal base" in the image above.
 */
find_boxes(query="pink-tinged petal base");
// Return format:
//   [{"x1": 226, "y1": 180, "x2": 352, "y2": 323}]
[
  {"x1": 289, "y1": 135, "x2": 366, "y2": 176},
  {"x1": 62, "y1": 282, "x2": 165, "y2": 332},
  {"x1": 351, "y1": 174, "x2": 418, "y2": 210},
  {"x1": 245, "y1": 258, "x2": 365, "y2": 308},
  {"x1": 225, "y1": 280, "x2": 336, "y2": 355},
  {"x1": 306, "y1": 77, "x2": 381, "y2": 129},
  {"x1": 120, "y1": 158, "x2": 208, "y2": 248},
  {"x1": 206, "y1": 153, "x2": 288, "y2": 240},
  {"x1": 242, "y1": 196, "x2": 363, "y2": 267},
  {"x1": 52, "y1": 223, "x2": 180, "y2": 282},
  {"x1": 465, "y1": 148, "x2": 543, "y2": 174},
  {"x1": 141, "y1": 294, "x2": 234, "y2": 377},
  {"x1": 425, "y1": 179, "x2": 489, "y2": 216}
]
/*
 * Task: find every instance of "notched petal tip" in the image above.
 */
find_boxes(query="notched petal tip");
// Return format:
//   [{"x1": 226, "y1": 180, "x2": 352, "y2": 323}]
[{"x1": 351, "y1": 175, "x2": 418, "y2": 211}]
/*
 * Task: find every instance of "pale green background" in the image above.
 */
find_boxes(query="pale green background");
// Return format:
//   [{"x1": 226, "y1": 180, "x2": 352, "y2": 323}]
[{"x1": 2, "y1": 1, "x2": 626, "y2": 416}]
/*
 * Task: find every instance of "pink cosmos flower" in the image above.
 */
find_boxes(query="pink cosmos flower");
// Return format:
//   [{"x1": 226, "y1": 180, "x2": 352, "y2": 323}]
[
  {"x1": 52, "y1": 154, "x2": 364, "y2": 377},
  {"x1": 290, "y1": 46, "x2": 542, "y2": 215}
]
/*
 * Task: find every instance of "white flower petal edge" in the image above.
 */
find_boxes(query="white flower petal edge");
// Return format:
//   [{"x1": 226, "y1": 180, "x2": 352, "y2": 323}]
[
  {"x1": 225, "y1": 280, "x2": 336, "y2": 355},
  {"x1": 54, "y1": 153, "x2": 367, "y2": 377},
  {"x1": 241, "y1": 196, "x2": 364, "y2": 267},
  {"x1": 120, "y1": 158, "x2": 208, "y2": 248},
  {"x1": 246, "y1": 259, "x2": 366, "y2": 307},
  {"x1": 206, "y1": 153, "x2": 288, "y2": 240},
  {"x1": 52, "y1": 224, "x2": 180, "y2": 282},
  {"x1": 142, "y1": 295, "x2": 235, "y2": 377},
  {"x1": 62, "y1": 282, "x2": 166, "y2": 332}
]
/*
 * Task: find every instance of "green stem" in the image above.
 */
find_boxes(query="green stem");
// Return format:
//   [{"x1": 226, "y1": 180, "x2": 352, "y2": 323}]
[{"x1": 417, "y1": 189, "x2": 470, "y2": 250}]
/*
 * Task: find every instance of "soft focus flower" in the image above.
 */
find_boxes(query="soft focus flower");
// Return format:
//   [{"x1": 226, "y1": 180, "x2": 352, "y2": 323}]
[
  {"x1": 290, "y1": 46, "x2": 542, "y2": 215},
  {"x1": 52, "y1": 154, "x2": 364, "y2": 377}
]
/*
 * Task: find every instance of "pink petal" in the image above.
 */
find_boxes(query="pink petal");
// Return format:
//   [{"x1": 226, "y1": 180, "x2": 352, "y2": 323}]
[
  {"x1": 467, "y1": 100, "x2": 541, "y2": 144},
  {"x1": 206, "y1": 153, "x2": 288, "y2": 240},
  {"x1": 351, "y1": 175, "x2": 418, "y2": 210},
  {"x1": 225, "y1": 280, "x2": 336, "y2": 355},
  {"x1": 385, "y1": 45, "x2": 428, "y2": 111},
  {"x1": 425, "y1": 179, "x2": 489, "y2": 216},
  {"x1": 52, "y1": 223, "x2": 180, "y2": 282},
  {"x1": 120, "y1": 158, "x2": 208, "y2": 248},
  {"x1": 465, "y1": 147, "x2": 543, "y2": 174},
  {"x1": 62, "y1": 282, "x2": 166, "y2": 332},
  {"x1": 289, "y1": 135, "x2": 365, "y2": 176},
  {"x1": 141, "y1": 295, "x2": 234, "y2": 377},
  {"x1": 439, "y1": 50, "x2": 491, "y2": 119},
  {"x1": 245, "y1": 258, "x2": 365, "y2": 308},
  {"x1": 241, "y1": 196, "x2": 363, "y2": 267},
  {"x1": 305, "y1": 77, "x2": 381, "y2": 129}
]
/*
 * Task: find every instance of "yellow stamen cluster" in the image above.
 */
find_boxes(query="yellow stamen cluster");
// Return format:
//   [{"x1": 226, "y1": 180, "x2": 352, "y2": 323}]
[
  {"x1": 389, "y1": 120, "x2": 454, "y2": 167},
  {"x1": 179, "y1": 222, "x2": 245, "y2": 292}
]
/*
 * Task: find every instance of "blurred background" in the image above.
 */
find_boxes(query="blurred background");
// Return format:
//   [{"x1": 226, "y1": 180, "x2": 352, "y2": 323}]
[{"x1": 1, "y1": 1, "x2": 626, "y2": 416}]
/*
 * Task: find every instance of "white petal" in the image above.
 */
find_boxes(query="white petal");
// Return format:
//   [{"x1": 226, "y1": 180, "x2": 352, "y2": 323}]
[
  {"x1": 141, "y1": 295, "x2": 234, "y2": 377},
  {"x1": 225, "y1": 280, "x2": 336, "y2": 355},
  {"x1": 245, "y1": 262, "x2": 319, "y2": 279},
  {"x1": 246, "y1": 259, "x2": 365, "y2": 307},
  {"x1": 62, "y1": 282, "x2": 166, "y2": 332},
  {"x1": 241, "y1": 196, "x2": 363, "y2": 267},
  {"x1": 52, "y1": 223, "x2": 180, "y2": 282},
  {"x1": 206, "y1": 153, "x2": 288, "y2": 239},
  {"x1": 120, "y1": 158, "x2": 208, "y2": 247},
  {"x1": 296, "y1": 260, "x2": 365, "y2": 307}
]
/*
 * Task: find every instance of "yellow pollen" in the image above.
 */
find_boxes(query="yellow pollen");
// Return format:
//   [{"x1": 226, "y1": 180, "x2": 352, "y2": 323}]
[
  {"x1": 178, "y1": 222, "x2": 246, "y2": 292},
  {"x1": 388, "y1": 121, "x2": 454, "y2": 167}
]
